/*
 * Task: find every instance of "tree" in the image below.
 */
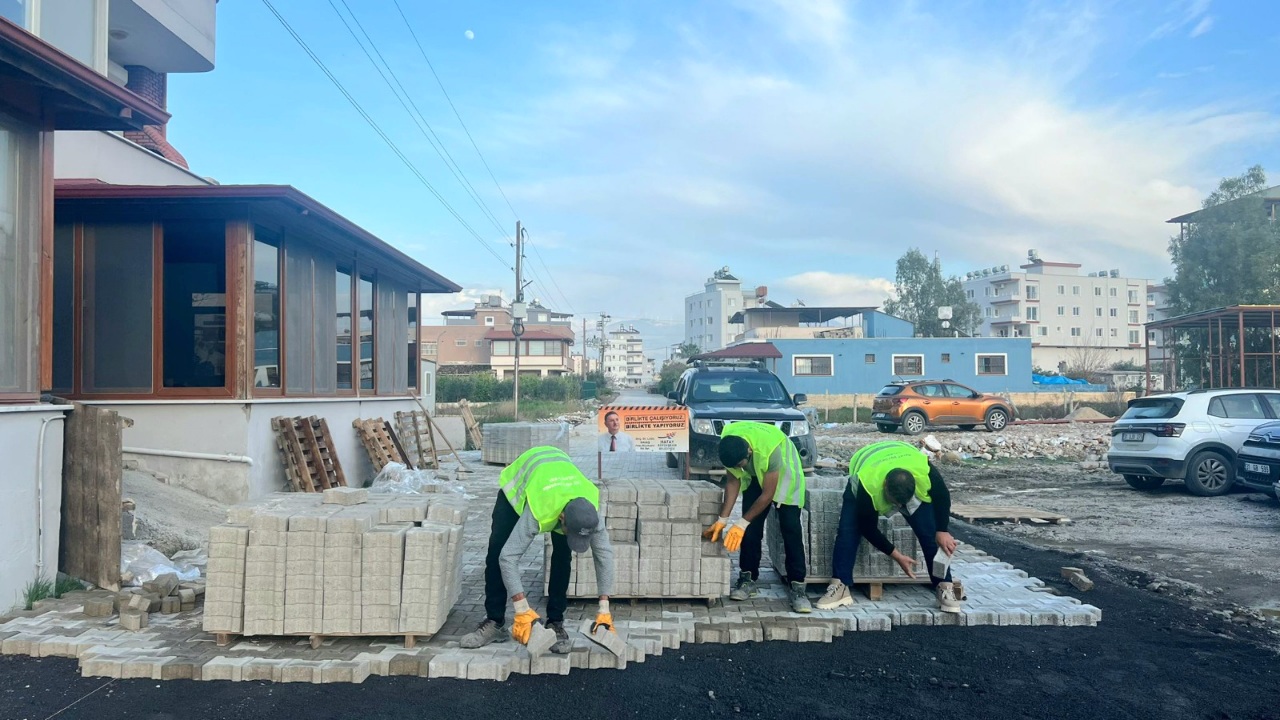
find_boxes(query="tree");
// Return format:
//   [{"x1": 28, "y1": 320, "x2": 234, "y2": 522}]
[
  {"x1": 676, "y1": 342, "x2": 702, "y2": 359},
  {"x1": 883, "y1": 249, "x2": 981, "y2": 337},
  {"x1": 1167, "y1": 165, "x2": 1280, "y2": 314}
]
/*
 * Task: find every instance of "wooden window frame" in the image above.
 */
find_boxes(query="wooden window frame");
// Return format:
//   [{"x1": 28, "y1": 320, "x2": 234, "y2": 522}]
[
  {"x1": 334, "y1": 263, "x2": 357, "y2": 396},
  {"x1": 975, "y1": 353, "x2": 1008, "y2": 376},
  {"x1": 891, "y1": 354, "x2": 924, "y2": 377},
  {"x1": 792, "y1": 354, "x2": 833, "y2": 377},
  {"x1": 250, "y1": 226, "x2": 283, "y2": 398}
]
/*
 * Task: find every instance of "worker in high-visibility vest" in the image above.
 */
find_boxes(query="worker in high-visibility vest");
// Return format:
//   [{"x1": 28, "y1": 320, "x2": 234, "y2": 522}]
[
  {"x1": 703, "y1": 421, "x2": 811, "y2": 613},
  {"x1": 815, "y1": 440, "x2": 961, "y2": 613},
  {"x1": 460, "y1": 446, "x2": 615, "y2": 653}
]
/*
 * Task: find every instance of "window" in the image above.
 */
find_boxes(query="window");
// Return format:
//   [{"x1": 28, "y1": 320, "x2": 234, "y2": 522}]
[
  {"x1": 1026, "y1": 307, "x2": 1038, "y2": 321},
  {"x1": 1208, "y1": 394, "x2": 1266, "y2": 419},
  {"x1": 1095, "y1": 328, "x2": 1103, "y2": 337},
  {"x1": 1110, "y1": 288, "x2": 1118, "y2": 297},
  {"x1": 0, "y1": 115, "x2": 38, "y2": 397},
  {"x1": 407, "y1": 293, "x2": 418, "y2": 389},
  {"x1": 336, "y1": 269, "x2": 353, "y2": 389},
  {"x1": 484, "y1": 316, "x2": 495, "y2": 327},
  {"x1": 965, "y1": 289, "x2": 974, "y2": 299},
  {"x1": 422, "y1": 342, "x2": 437, "y2": 356},
  {"x1": 793, "y1": 355, "x2": 833, "y2": 376},
  {"x1": 359, "y1": 275, "x2": 374, "y2": 389},
  {"x1": 892, "y1": 355, "x2": 924, "y2": 376},
  {"x1": 1110, "y1": 308, "x2": 1118, "y2": 318},
  {"x1": 1038, "y1": 327, "x2": 1048, "y2": 336},
  {"x1": 475, "y1": 339, "x2": 486, "y2": 346},
  {"x1": 976, "y1": 354, "x2": 1007, "y2": 375},
  {"x1": 864, "y1": 354, "x2": 876, "y2": 363},
  {"x1": 1026, "y1": 284, "x2": 1038, "y2": 300},
  {"x1": 491, "y1": 340, "x2": 514, "y2": 356},
  {"x1": 162, "y1": 222, "x2": 227, "y2": 389},
  {"x1": 51, "y1": 224, "x2": 74, "y2": 392},
  {"x1": 40, "y1": 0, "x2": 104, "y2": 70},
  {"x1": 1128, "y1": 290, "x2": 1139, "y2": 303},
  {"x1": 984, "y1": 307, "x2": 993, "y2": 317},
  {"x1": 1072, "y1": 286, "x2": 1080, "y2": 295},
  {"x1": 0, "y1": 0, "x2": 29, "y2": 27},
  {"x1": 252, "y1": 233, "x2": 281, "y2": 389},
  {"x1": 940, "y1": 353, "x2": 951, "y2": 363},
  {"x1": 1110, "y1": 329, "x2": 1118, "y2": 337},
  {"x1": 1057, "y1": 285, "x2": 1065, "y2": 294},
  {"x1": 1095, "y1": 307, "x2": 1103, "y2": 317},
  {"x1": 1057, "y1": 306, "x2": 1065, "y2": 316},
  {"x1": 1129, "y1": 330, "x2": 1140, "y2": 344},
  {"x1": 943, "y1": 384, "x2": 976, "y2": 398},
  {"x1": 1072, "y1": 307, "x2": 1081, "y2": 316},
  {"x1": 1262, "y1": 394, "x2": 1280, "y2": 417},
  {"x1": 455, "y1": 338, "x2": 467, "y2": 347},
  {"x1": 984, "y1": 287, "x2": 991, "y2": 296},
  {"x1": 374, "y1": 279, "x2": 408, "y2": 393},
  {"x1": 1128, "y1": 310, "x2": 1139, "y2": 323},
  {"x1": 1070, "y1": 327, "x2": 1081, "y2": 337},
  {"x1": 1094, "y1": 287, "x2": 1102, "y2": 296},
  {"x1": 84, "y1": 224, "x2": 154, "y2": 392}
]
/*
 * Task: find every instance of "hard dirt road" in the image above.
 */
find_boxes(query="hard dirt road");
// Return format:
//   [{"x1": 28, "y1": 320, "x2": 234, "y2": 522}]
[{"x1": 3, "y1": 526, "x2": 1277, "y2": 720}]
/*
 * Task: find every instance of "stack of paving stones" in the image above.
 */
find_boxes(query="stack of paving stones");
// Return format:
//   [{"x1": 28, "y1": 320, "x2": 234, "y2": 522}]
[
  {"x1": 203, "y1": 486, "x2": 468, "y2": 639},
  {"x1": 767, "y1": 477, "x2": 927, "y2": 583},
  {"x1": 550, "y1": 479, "x2": 731, "y2": 599},
  {"x1": 481, "y1": 422, "x2": 570, "y2": 464}
]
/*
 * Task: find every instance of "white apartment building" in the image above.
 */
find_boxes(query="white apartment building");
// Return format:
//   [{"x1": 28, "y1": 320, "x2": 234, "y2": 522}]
[
  {"x1": 603, "y1": 326, "x2": 651, "y2": 388},
  {"x1": 961, "y1": 252, "x2": 1151, "y2": 371},
  {"x1": 684, "y1": 267, "x2": 764, "y2": 352}
]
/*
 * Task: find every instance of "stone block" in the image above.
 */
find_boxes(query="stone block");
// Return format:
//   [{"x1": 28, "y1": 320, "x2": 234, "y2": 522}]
[
  {"x1": 83, "y1": 598, "x2": 114, "y2": 617},
  {"x1": 280, "y1": 660, "x2": 319, "y2": 683},
  {"x1": 119, "y1": 610, "x2": 149, "y2": 631},
  {"x1": 142, "y1": 572, "x2": 180, "y2": 598}
]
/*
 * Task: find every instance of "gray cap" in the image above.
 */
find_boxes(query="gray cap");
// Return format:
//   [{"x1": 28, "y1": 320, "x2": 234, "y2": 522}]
[{"x1": 562, "y1": 497, "x2": 599, "y2": 553}]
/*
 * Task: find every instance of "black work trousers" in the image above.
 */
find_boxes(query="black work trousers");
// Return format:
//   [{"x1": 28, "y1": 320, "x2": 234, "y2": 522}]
[
  {"x1": 483, "y1": 493, "x2": 573, "y2": 625},
  {"x1": 738, "y1": 481, "x2": 807, "y2": 583}
]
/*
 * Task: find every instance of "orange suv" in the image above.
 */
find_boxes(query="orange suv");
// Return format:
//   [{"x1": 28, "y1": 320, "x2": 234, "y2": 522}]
[{"x1": 871, "y1": 380, "x2": 1015, "y2": 435}]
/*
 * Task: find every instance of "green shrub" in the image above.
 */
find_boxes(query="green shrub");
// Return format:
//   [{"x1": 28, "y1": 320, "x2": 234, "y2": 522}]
[
  {"x1": 21, "y1": 576, "x2": 54, "y2": 611},
  {"x1": 438, "y1": 373, "x2": 583, "y2": 403}
]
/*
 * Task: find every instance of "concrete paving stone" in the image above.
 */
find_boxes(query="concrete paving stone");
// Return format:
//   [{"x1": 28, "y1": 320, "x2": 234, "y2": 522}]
[
  {"x1": 428, "y1": 653, "x2": 472, "y2": 679},
  {"x1": 1031, "y1": 610, "x2": 1065, "y2": 627},
  {"x1": 855, "y1": 614, "x2": 892, "y2": 632},
  {"x1": 202, "y1": 656, "x2": 251, "y2": 681},
  {"x1": 158, "y1": 659, "x2": 197, "y2": 680},
  {"x1": 80, "y1": 657, "x2": 124, "y2": 679},
  {"x1": 529, "y1": 651, "x2": 572, "y2": 676},
  {"x1": 280, "y1": 659, "x2": 322, "y2": 683},
  {"x1": 961, "y1": 611, "x2": 997, "y2": 626}
]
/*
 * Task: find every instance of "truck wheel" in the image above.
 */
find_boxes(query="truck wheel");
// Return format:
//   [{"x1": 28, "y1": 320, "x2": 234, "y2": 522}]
[
  {"x1": 901, "y1": 411, "x2": 926, "y2": 435},
  {"x1": 1123, "y1": 474, "x2": 1164, "y2": 491},
  {"x1": 985, "y1": 408, "x2": 1009, "y2": 432},
  {"x1": 1184, "y1": 451, "x2": 1234, "y2": 496}
]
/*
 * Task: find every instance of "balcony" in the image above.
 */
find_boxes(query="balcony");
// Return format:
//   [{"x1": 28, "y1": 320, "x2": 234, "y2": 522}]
[
  {"x1": 990, "y1": 294, "x2": 1023, "y2": 304},
  {"x1": 108, "y1": 0, "x2": 216, "y2": 74}
]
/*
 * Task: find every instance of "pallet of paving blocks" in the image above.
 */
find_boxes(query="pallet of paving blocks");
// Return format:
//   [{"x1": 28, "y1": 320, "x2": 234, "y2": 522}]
[
  {"x1": 767, "y1": 477, "x2": 931, "y2": 599},
  {"x1": 548, "y1": 479, "x2": 732, "y2": 602},
  {"x1": 202, "y1": 488, "x2": 467, "y2": 648},
  {"x1": 481, "y1": 422, "x2": 571, "y2": 465}
]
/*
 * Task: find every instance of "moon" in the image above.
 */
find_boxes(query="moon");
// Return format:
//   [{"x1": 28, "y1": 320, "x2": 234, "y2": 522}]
[{"x1": 464, "y1": 29, "x2": 475, "y2": 40}]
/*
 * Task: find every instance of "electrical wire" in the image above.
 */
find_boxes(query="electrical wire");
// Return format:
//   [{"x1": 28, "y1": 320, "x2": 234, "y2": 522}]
[{"x1": 260, "y1": 0, "x2": 511, "y2": 270}]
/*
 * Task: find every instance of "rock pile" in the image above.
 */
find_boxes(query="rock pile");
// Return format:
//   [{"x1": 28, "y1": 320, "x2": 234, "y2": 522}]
[{"x1": 816, "y1": 423, "x2": 1114, "y2": 466}]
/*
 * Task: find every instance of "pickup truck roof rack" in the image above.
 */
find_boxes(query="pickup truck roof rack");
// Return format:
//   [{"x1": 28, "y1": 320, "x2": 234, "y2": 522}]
[{"x1": 690, "y1": 358, "x2": 769, "y2": 371}]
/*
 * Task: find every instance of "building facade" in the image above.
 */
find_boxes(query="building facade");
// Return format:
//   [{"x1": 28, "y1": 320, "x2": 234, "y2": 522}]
[
  {"x1": 961, "y1": 252, "x2": 1151, "y2": 371},
  {"x1": 684, "y1": 267, "x2": 764, "y2": 352},
  {"x1": 422, "y1": 296, "x2": 575, "y2": 378},
  {"x1": 602, "y1": 325, "x2": 652, "y2": 387}
]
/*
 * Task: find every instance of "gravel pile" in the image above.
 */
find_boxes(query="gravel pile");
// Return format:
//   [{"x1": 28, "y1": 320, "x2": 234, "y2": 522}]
[{"x1": 815, "y1": 422, "x2": 1115, "y2": 468}]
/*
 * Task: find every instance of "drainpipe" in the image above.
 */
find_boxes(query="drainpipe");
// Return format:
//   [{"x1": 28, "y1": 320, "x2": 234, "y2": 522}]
[
  {"x1": 35, "y1": 414, "x2": 66, "y2": 577},
  {"x1": 123, "y1": 447, "x2": 254, "y2": 466}
]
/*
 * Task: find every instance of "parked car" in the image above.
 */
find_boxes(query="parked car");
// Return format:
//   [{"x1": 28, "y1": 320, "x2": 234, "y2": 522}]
[
  {"x1": 665, "y1": 360, "x2": 816, "y2": 481},
  {"x1": 1236, "y1": 420, "x2": 1280, "y2": 497},
  {"x1": 870, "y1": 380, "x2": 1015, "y2": 435},
  {"x1": 1107, "y1": 389, "x2": 1280, "y2": 496}
]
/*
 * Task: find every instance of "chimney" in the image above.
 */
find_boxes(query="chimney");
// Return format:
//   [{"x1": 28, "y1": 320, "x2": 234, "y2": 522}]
[{"x1": 122, "y1": 66, "x2": 190, "y2": 169}]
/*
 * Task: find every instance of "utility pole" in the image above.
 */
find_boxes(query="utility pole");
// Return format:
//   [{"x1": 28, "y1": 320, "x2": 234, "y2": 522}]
[
  {"x1": 512, "y1": 221, "x2": 527, "y2": 420},
  {"x1": 581, "y1": 317, "x2": 587, "y2": 378},
  {"x1": 597, "y1": 312, "x2": 611, "y2": 381}
]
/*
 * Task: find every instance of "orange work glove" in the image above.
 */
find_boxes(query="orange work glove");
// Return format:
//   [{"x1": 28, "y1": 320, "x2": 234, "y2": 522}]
[
  {"x1": 723, "y1": 518, "x2": 751, "y2": 553},
  {"x1": 510, "y1": 599, "x2": 540, "y2": 645},
  {"x1": 702, "y1": 517, "x2": 730, "y2": 542}
]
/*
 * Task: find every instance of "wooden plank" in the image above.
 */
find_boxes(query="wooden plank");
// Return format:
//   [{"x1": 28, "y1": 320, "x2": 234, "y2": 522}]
[
  {"x1": 273, "y1": 417, "x2": 309, "y2": 492},
  {"x1": 58, "y1": 404, "x2": 121, "y2": 590},
  {"x1": 410, "y1": 412, "x2": 426, "y2": 469},
  {"x1": 59, "y1": 403, "x2": 85, "y2": 581},
  {"x1": 949, "y1": 503, "x2": 1070, "y2": 524},
  {"x1": 97, "y1": 409, "x2": 123, "y2": 591},
  {"x1": 385, "y1": 420, "x2": 410, "y2": 469},
  {"x1": 317, "y1": 418, "x2": 347, "y2": 488},
  {"x1": 299, "y1": 417, "x2": 333, "y2": 490}
]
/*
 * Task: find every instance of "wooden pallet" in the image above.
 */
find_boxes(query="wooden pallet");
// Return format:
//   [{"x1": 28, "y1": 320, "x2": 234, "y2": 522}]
[
  {"x1": 394, "y1": 408, "x2": 469, "y2": 471},
  {"x1": 353, "y1": 417, "x2": 409, "y2": 472},
  {"x1": 950, "y1": 503, "x2": 1071, "y2": 525},
  {"x1": 802, "y1": 575, "x2": 932, "y2": 601},
  {"x1": 272, "y1": 416, "x2": 347, "y2": 492},
  {"x1": 459, "y1": 399, "x2": 484, "y2": 450}
]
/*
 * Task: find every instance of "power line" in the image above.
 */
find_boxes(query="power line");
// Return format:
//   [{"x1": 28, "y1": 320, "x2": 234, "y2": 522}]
[
  {"x1": 329, "y1": 0, "x2": 508, "y2": 236},
  {"x1": 259, "y1": 0, "x2": 511, "y2": 271},
  {"x1": 391, "y1": 0, "x2": 520, "y2": 222},
  {"x1": 525, "y1": 235, "x2": 575, "y2": 313}
]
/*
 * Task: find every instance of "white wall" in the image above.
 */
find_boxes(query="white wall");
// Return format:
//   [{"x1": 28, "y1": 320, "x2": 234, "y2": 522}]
[
  {"x1": 0, "y1": 407, "x2": 68, "y2": 612},
  {"x1": 54, "y1": 131, "x2": 211, "y2": 186}
]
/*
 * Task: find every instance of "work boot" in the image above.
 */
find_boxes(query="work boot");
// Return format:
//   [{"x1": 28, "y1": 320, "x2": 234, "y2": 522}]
[
  {"x1": 729, "y1": 571, "x2": 758, "y2": 601},
  {"x1": 789, "y1": 581, "x2": 813, "y2": 614},
  {"x1": 936, "y1": 582, "x2": 961, "y2": 614},
  {"x1": 547, "y1": 621, "x2": 572, "y2": 655},
  {"x1": 816, "y1": 579, "x2": 853, "y2": 610},
  {"x1": 459, "y1": 619, "x2": 508, "y2": 648}
]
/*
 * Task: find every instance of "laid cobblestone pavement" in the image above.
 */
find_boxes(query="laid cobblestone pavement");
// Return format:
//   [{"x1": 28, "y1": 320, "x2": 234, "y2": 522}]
[{"x1": 0, "y1": 445, "x2": 1099, "y2": 683}]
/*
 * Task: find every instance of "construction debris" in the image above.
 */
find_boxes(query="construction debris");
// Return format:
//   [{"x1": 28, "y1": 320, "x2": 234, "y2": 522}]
[
  {"x1": 1061, "y1": 567, "x2": 1095, "y2": 591},
  {"x1": 817, "y1": 423, "x2": 1114, "y2": 466}
]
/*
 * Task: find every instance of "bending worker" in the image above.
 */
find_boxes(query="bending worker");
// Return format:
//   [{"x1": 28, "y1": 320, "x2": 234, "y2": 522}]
[
  {"x1": 461, "y1": 446, "x2": 616, "y2": 653},
  {"x1": 704, "y1": 421, "x2": 811, "y2": 613},
  {"x1": 815, "y1": 440, "x2": 961, "y2": 613}
]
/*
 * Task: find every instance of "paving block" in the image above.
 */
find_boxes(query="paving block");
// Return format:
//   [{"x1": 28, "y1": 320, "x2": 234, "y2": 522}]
[
  {"x1": 280, "y1": 660, "x2": 320, "y2": 683},
  {"x1": 119, "y1": 610, "x2": 149, "y2": 631},
  {"x1": 526, "y1": 623, "x2": 557, "y2": 658},
  {"x1": 83, "y1": 598, "x2": 114, "y2": 618}
]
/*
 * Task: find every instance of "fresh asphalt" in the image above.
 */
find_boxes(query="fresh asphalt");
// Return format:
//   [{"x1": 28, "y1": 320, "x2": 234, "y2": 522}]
[{"x1": 3, "y1": 525, "x2": 1277, "y2": 720}]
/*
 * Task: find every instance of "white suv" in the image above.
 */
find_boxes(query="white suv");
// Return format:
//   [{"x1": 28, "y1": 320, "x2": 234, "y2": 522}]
[{"x1": 1107, "y1": 389, "x2": 1280, "y2": 496}]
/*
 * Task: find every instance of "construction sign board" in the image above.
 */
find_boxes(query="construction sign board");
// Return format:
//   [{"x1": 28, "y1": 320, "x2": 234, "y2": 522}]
[{"x1": 597, "y1": 406, "x2": 689, "y2": 453}]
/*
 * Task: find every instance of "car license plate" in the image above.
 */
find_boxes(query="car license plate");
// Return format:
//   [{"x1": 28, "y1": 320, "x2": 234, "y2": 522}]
[
  {"x1": 872, "y1": 412, "x2": 886, "y2": 419},
  {"x1": 1121, "y1": 432, "x2": 1143, "y2": 442},
  {"x1": 1245, "y1": 462, "x2": 1270, "y2": 475}
]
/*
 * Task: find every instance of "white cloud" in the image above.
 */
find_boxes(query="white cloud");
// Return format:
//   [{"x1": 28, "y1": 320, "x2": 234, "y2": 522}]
[
  {"x1": 1149, "y1": 0, "x2": 1212, "y2": 39},
  {"x1": 1189, "y1": 15, "x2": 1214, "y2": 37},
  {"x1": 419, "y1": 287, "x2": 504, "y2": 326},
  {"x1": 774, "y1": 272, "x2": 896, "y2": 308}
]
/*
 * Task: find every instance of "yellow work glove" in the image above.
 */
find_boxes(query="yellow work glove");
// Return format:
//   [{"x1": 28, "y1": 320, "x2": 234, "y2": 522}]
[
  {"x1": 723, "y1": 518, "x2": 751, "y2": 553},
  {"x1": 592, "y1": 599, "x2": 615, "y2": 633},
  {"x1": 702, "y1": 517, "x2": 730, "y2": 542},
  {"x1": 510, "y1": 599, "x2": 540, "y2": 645}
]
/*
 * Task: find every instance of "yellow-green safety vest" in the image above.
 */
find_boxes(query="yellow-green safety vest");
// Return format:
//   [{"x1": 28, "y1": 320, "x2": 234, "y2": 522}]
[
  {"x1": 499, "y1": 446, "x2": 599, "y2": 533},
  {"x1": 721, "y1": 421, "x2": 806, "y2": 507},
  {"x1": 848, "y1": 440, "x2": 932, "y2": 515}
]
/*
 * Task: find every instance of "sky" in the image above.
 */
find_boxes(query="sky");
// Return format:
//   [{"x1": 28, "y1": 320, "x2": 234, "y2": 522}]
[{"x1": 167, "y1": 0, "x2": 1280, "y2": 355}]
